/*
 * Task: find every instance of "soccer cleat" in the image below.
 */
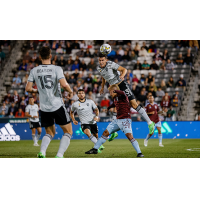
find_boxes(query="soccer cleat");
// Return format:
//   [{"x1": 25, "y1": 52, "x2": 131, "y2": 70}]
[
  {"x1": 137, "y1": 153, "x2": 144, "y2": 157},
  {"x1": 148, "y1": 122, "x2": 155, "y2": 135},
  {"x1": 98, "y1": 149, "x2": 102, "y2": 153},
  {"x1": 159, "y1": 143, "x2": 164, "y2": 147},
  {"x1": 34, "y1": 143, "x2": 39, "y2": 146},
  {"x1": 99, "y1": 145, "x2": 105, "y2": 151},
  {"x1": 55, "y1": 156, "x2": 64, "y2": 158},
  {"x1": 108, "y1": 132, "x2": 118, "y2": 142},
  {"x1": 144, "y1": 139, "x2": 148, "y2": 147},
  {"x1": 85, "y1": 148, "x2": 98, "y2": 154},
  {"x1": 37, "y1": 152, "x2": 45, "y2": 158}
]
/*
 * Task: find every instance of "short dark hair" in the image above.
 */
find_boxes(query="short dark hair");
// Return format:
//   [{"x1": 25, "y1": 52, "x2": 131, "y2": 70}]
[
  {"x1": 77, "y1": 89, "x2": 85, "y2": 94},
  {"x1": 39, "y1": 47, "x2": 51, "y2": 60},
  {"x1": 99, "y1": 53, "x2": 107, "y2": 58},
  {"x1": 148, "y1": 95, "x2": 154, "y2": 98}
]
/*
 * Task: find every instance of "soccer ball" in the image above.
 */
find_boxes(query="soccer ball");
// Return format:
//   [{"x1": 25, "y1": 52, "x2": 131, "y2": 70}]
[{"x1": 100, "y1": 44, "x2": 111, "y2": 55}]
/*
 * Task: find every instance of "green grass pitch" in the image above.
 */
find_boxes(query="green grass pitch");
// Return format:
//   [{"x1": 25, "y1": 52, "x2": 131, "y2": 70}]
[{"x1": 0, "y1": 139, "x2": 200, "y2": 158}]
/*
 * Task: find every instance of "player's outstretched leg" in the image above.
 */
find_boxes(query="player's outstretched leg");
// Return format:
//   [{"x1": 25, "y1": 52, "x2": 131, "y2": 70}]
[
  {"x1": 126, "y1": 133, "x2": 144, "y2": 157},
  {"x1": 56, "y1": 123, "x2": 73, "y2": 158},
  {"x1": 38, "y1": 125, "x2": 55, "y2": 158},
  {"x1": 108, "y1": 132, "x2": 118, "y2": 142},
  {"x1": 157, "y1": 127, "x2": 164, "y2": 147},
  {"x1": 85, "y1": 130, "x2": 109, "y2": 154},
  {"x1": 144, "y1": 133, "x2": 153, "y2": 147}
]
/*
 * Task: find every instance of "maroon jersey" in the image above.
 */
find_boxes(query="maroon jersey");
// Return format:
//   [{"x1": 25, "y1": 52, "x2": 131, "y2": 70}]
[
  {"x1": 108, "y1": 90, "x2": 131, "y2": 119},
  {"x1": 145, "y1": 103, "x2": 160, "y2": 123}
]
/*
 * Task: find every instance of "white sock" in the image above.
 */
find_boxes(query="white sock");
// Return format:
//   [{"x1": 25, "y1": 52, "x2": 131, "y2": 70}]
[
  {"x1": 40, "y1": 134, "x2": 53, "y2": 156},
  {"x1": 89, "y1": 135, "x2": 97, "y2": 144},
  {"x1": 32, "y1": 134, "x2": 36, "y2": 144},
  {"x1": 130, "y1": 138, "x2": 141, "y2": 154},
  {"x1": 94, "y1": 135, "x2": 108, "y2": 149},
  {"x1": 158, "y1": 134, "x2": 162, "y2": 144},
  {"x1": 146, "y1": 134, "x2": 152, "y2": 141},
  {"x1": 36, "y1": 134, "x2": 41, "y2": 142},
  {"x1": 136, "y1": 105, "x2": 152, "y2": 125}
]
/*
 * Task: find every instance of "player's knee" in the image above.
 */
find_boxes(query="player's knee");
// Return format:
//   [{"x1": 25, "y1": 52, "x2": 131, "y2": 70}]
[
  {"x1": 125, "y1": 133, "x2": 133, "y2": 141},
  {"x1": 84, "y1": 129, "x2": 91, "y2": 137},
  {"x1": 130, "y1": 99, "x2": 137, "y2": 109},
  {"x1": 103, "y1": 130, "x2": 109, "y2": 137}
]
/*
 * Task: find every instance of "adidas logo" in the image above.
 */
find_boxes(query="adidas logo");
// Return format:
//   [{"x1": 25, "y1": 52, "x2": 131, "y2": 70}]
[{"x1": 0, "y1": 123, "x2": 20, "y2": 141}]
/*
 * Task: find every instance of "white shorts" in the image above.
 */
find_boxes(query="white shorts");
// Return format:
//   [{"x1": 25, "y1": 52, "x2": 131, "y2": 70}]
[
  {"x1": 154, "y1": 121, "x2": 161, "y2": 130},
  {"x1": 107, "y1": 118, "x2": 132, "y2": 134}
]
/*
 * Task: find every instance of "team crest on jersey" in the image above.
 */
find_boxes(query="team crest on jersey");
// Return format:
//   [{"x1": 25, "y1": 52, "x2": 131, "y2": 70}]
[{"x1": 87, "y1": 103, "x2": 89, "y2": 106}]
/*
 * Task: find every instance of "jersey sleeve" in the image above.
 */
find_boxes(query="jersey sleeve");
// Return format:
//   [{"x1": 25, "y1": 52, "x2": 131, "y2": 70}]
[
  {"x1": 111, "y1": 61, "x2": 120, "y2": 70},
  {"x1": 91, "y1": 100, "x2": 97, "y2": 109},
  {"x1": 25, "y1": 106, "x2": 30, "y2": 113},
  {"x1": 56, "y1": 67, "x2": 65, "y2": 81},
  {"x1": 27, "y1": 69, "x2": 34, "y2": 82}
]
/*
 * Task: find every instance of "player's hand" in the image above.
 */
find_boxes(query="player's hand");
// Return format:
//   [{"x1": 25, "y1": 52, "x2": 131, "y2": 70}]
[
  {"x1": 151, "y1": 111, "x2": 155, "y2": 114},
  {"x1": 99, "y1": 88, "x2": 104, "y2": 95},
  {"x1": 67, "y1": 92, "x2": 73, "y2": 99},
  {"x1": 93, "y1": 116, "x2": 99, "y2": 122},
  {"x1": 73, "y1": 120, "x2": 78, "y2": 125},
  {"x1": 119, "y1": 75, "x2": 124, "y2": 81},
  {"x1": 33, "y1": 116, "x2": 38, "y2": 118}
]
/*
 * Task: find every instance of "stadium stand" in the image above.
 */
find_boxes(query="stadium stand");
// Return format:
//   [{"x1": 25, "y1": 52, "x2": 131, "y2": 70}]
[{"x1": 0, "y1": 40, "x2": 199, "y2": 121}]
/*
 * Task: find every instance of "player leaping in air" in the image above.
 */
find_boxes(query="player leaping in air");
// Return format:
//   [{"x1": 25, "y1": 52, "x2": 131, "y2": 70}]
[
  {"x1": 144, "y1": 95, "x2": 166, "y2": 147},
  {"x1": 70, "y1": 89, "x2": 105, "y2": 153},
  {"x1": 97, "y1": 53, "x2": 155, "y2": 135},
  {"x1": 85, "y1": 84, "x2": 144, "y2": 157}
]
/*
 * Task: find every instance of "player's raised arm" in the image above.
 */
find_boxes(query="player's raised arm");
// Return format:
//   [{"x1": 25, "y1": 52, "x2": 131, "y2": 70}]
[
  {"x1": 99, "y1": 77, "x2": 106, "y2": 95},
  {"x1": 117, "y1": 66, "x2": 127, "y2": 81}
]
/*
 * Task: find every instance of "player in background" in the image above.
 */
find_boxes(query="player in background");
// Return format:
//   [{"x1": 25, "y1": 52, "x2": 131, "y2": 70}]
[
  {"x1": 97, "y1": 53, "x2": 155, "y2": 135},
  {"x1": 144, "y1": 95, "x2": 166, "y2": 147},
  {"x1": 25, "y1": 97, "x2": 42, "y2": 146},
  {"x1": 70, "y1": 89, "x2": 104, "y2": 153},
  {"x1": 85, "y1": 84, "x2": 144, "y2": 157},
  {"x1": 25, "y1": 46, "x2": 73, "y2": 158}
]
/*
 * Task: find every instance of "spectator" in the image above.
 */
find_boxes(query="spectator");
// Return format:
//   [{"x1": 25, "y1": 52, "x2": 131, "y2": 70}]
[
  {"x1": 0, "y1": 48, "x2": 5, "y2": 61},
  {"x1": 22, "y1": 73, "x2": 29, "y2": 85},
  {"x1": 31, "y1": 52, "x2": 38, "y2": 62},
  {"x1": 167, "y1": 106, "x2": 175, "y2": 118},
  {"x1": 92, "y1": 83, "x2": 99, "y2": 94},
  {"x1": 88, "y1": 58, "x2": 97, "y2": 71},
  {"x1": 23, "y1": 51, "x2": 31, "y2": 61},
  {"x1": 137, "y1": 89, "x2": 147, "y2": 106},
  {"x1": 12, "y1": 73, "x2": 21, "y2": 86},
  {"x1": 172, "y1": 89, "x2": 182, "y2": 102},
  {"x1": 159, "y1": 60, "x2": 166, "y2": 70},
  {"x1": 71, "y1": 91, "x2": 79, "y2": 101},
  {"x1": 184, "y1": 51, "x2": 193, "y2": 67},
  {"x1": 139, "y1": 46, "x2": 148, "y2": 57},
  {"x1": 134, "y1": 60, "x2": 142, "y2": 70},
  {"x1": 176, "y1": 53, "x2": 184, "y2": 65},
  {"x1": 87, "y1": 91, "x2": 96, "y2": 102},
  {"x1": 58, "y1": 56, "x2": 66, "y2": 67},
  {"x1": 27, "y1": 40, "x2": 36, "y2": 50},
  {"x1": 0, "y1": 102, "x2": 8, "y2": 115},
  {"x1": 153, "y1": 49, "x2": 162, "y2": 62},
  {"x1": 71, "y1": 60, "x2": 79, "y2": 71},
  {"x1": 149, "y1": 87, "x2": 156, "y2": 98},
  {"x1": 126, "y1": 69, "x2": 133, "y2": 81},
  {"x1": 68, "y1": 75, "x2": 77, "y2": 85},
  {"x1": 7, "y1": 102, "x2": 18, "y2": 116},
  {"x1": 0, "y1": 111, "x2": 6, "y2": 118},
  {"x1": 99, "y1": 107, "x2": 107, "y2": 117},
  {"x1": 161, "y1": 96, "x2": 171, "y2": 108},
  {"x1": 156, "y1": 87, "x2": 165, "y2": 97},
  {"x1": 131, "y1": 82, "x2": 141, "y2": 98},
  {"x1": 84, "y1": 48, "x2": 91, "y2": 57},
  {"x1": 93, "y1": 49, "x2": 99, "y2": 58},
  {"x1": 8, "y1": 112, "x2": 14, "y2": 118},
  {"x1": 130, "y1": 51, "x2": 137, "y2": 63},
  {"x1": 132, "y1": 75, "x2": 139, "y2": 83},
  {"x1": 133, "y1": 42, "x2": 141, "y2": 56},
  {"x1": 122, "y1": 50, "x2": 130, "y2": 61},
  {"x1": 52, "y1": 55, "x2": 59, "y2": 65},
  {"x1": 150, "y1": 60, "x2": 159, "y2": 70},
  {"x1": 65, "y1": 41, "x2": 72, "y2": 54},
  {"x1": 76, "y1": 48, "x2": 85, "y2": 57},
  {"x1": 114, "y1": 50, "x2": 122, "y2": 61},
  {"x1": 161, "y1": 49, "x2": 169, "y2": 61},
  {"x1": 75, "y1": 56, "x2": 81, "y2": 64},
  {"x1": 4, "y1": 93, "x2": 13, "y2": 104},
  {"x1": 146, "y1": 72, "x2": 155, "y2": 84},
  {"x1": 148, "y1": 41, "x2": 157, "y2": 52},
  {"x1": 18, "y1": 60, "x2": 28, "y2": 71},
  {"x1": 141, "y1": 42, "x2": 148, "y2": 51},
  {"x1": 85, "y1": 73, "x2": 93, "y2": 84},
  {"x1": 160, "y1": 40, "x2": 168, "y2": 45},
  {"x1": 140, "y1": 74, "x2": 146, "y2": 83},
  {"x1": 167, "y1": 77, "x2": 175, "y2": 88},
  {"x1": 118, "y1": 47, "x2": 125, "y2": 56},
  {"x1": 26, "y1": 61, "x2": 34, "y2": 71},
  {"x1": 83, "y1": 82, "x2": 90, "y2": 94},
  {"x1": 189, "y1": 40, "x2": 199, "y2": 52},
  {"x1": 162, "y1": 92, "x2": 171, "y2": 101},
  {"x1": 100, "y1": 97, "x2": 110, "y2": 108},
  {"x1": 80, "y1": 40, "x2": 88, "y2": 49},
  {"x1": 73, "y1": 69, "x2": 79, "y2": 80},
  {"x1": 160, "y1": 80, "x2": 167, "y2": 92},
  {"x1": 19, "y1": 96, "x2": 26, "y2": 112},
  {"x1": 136, "y1": 116, "x2": 142, "y2": 121},
  {"x1": 141, "y1": 60, "x2": 150, "y2": 70},
  {"x1": 72, "y1": 40, "x2": 80, "y2": 49},
  {"x1": 43, "y1": 40, "x2": 50, "y2": 47},
  {"x1": 175, "y1": 75, "x2": 186, "y2": 88},
  {"x1": 15, "y1": 108, "x2": 25, "y2": 118},
  {"x1": 56, "y1": 45, "x2": 63, "y2": 54},
  {"x1": 171, "y1": 95, "x2": 179, "y2": 107},
  {"x1": 64, "y1": 60, "x2": 73, "y2": 71},
  {"x1": 165, "y1": 113, "x2": 172, "y2": 121},
  {"x1": 51, "y1": 41, "x2": 58, "y2": 50},
  {"x1": 79, "y1": 60, "x2": 87, "y2": 71},
  {"x1": 165, "y1": 59, "x2": 174, "y2": 70}
]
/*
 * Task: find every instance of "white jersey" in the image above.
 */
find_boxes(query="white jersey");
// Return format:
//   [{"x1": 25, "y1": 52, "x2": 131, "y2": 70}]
[
  {"x1": 97, "y1": 61, "x2": 122, "y2": 85},
  {"x1": 28, "y1": 64, "x2": 65, "y2": 112},
  {"x1": 25, "y1": 104, "x2": 39, "y2": 122},
  {"x1": 71, "y1": 99, "x2": 97, "y2": 124}
]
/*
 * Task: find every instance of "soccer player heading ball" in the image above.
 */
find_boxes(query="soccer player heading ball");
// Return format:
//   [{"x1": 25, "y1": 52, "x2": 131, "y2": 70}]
[{"x1": 97, "y1": 46, "x2": 155, "y2": 134}]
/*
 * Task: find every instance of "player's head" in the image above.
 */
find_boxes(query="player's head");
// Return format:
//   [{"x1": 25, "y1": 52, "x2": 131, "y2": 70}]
[
  {"x1": 39, "y1": 46, "x2": 52, "y2": 61},
  {"x1": 148, "y1": 95, "x2": 154, "y2": 103},
  {"x1": 98, "y1": 53, "x2": 107, "y2": 67},
  {"x1": 29, "y1": 97, "x2": 34, "y2": 105},
  {"x1": 108, "y1": 84, "x2": 120, "y2": 98},
  {"x1": 77, "y1": 89, "x2": 86, "y2": 100}
]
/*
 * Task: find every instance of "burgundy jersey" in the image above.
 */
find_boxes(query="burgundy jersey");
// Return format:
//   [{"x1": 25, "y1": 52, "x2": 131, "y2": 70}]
[
  {"x1": 108, "y1": 90, "x2": 131, "y2": 119},
  {"x1": 145, "y1": 103, "x2": 160, "y2": 123}
]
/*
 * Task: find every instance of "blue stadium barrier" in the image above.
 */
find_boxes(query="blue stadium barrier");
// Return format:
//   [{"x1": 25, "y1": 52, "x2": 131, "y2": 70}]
[{"x1": 0, "y1": 121, "x2": 200, "y2": 140}]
